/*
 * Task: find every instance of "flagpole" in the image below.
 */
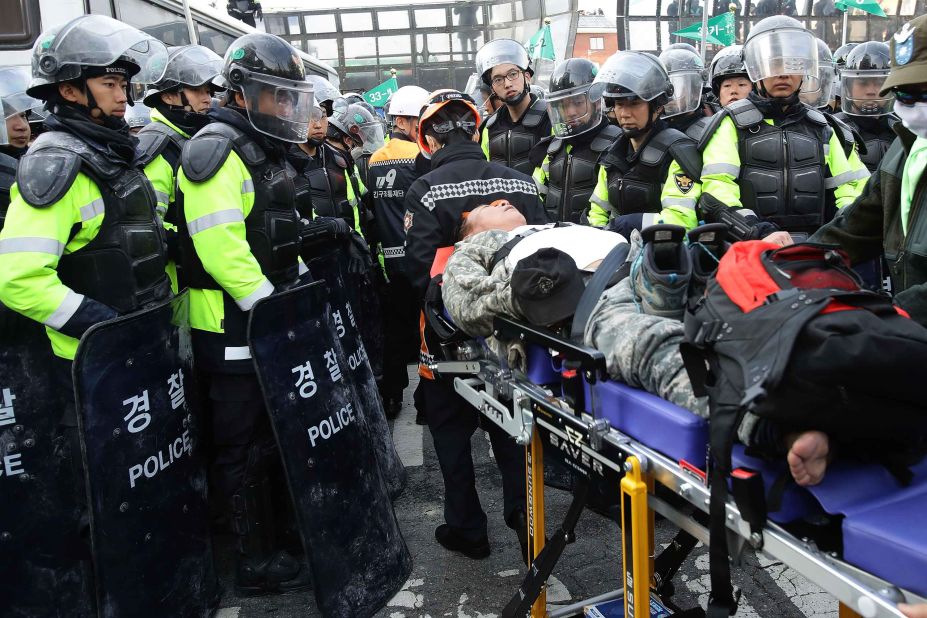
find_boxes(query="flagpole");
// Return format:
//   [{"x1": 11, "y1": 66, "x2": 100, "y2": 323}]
[
  {"x1": 842, "y1": 9, "x2": 848, "y2": 46},
  {"x1": 699, "y1": 0, "x2": 710, "y2": 64}
]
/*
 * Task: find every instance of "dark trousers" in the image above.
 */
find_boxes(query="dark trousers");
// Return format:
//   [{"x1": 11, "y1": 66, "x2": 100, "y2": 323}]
[
  {"x1": 416, "y1": 376, "x2": 526, "y2": 541},
  {"x1": 380, "y1": 278, "x2": 418, "y2": 399}
]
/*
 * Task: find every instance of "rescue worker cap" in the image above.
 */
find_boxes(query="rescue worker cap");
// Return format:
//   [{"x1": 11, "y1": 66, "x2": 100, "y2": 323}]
[
  {"x1": 417, "y1": 89, "x2": 480, "y2": 156},
  {"x1": 882, "y1": 15, "x2": 927, "y2": 95}
]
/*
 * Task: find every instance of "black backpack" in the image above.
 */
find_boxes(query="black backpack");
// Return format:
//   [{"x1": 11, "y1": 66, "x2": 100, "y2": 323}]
[{"x1": 682, "y1": 241, "x2": 927, "y2": 617}]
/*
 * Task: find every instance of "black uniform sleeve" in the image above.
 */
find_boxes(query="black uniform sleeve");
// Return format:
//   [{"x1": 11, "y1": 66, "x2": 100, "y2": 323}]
[
  {"x1": 809, "y1": 165, "x2": 886, "y2": 265},
  {"x1": 403, "y1": 181, "x2": 445, "y2": 303}
]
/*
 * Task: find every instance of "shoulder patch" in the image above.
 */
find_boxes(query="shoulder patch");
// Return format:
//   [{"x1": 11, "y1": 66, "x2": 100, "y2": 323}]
[
  {"x1": 181, "y1": 134, "x2": 233, "y2": 183},
  {"x1": 15, "y1": 146, "x2": 82, "y2": 208},
  {"x1": 674, "y1": 172, "x2": 695, "y2": 194}
]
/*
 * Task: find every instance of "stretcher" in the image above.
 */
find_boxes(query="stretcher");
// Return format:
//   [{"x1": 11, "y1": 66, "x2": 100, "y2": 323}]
[{"x1": 428, "y1": 314, "x2": 927, "y2": 618}]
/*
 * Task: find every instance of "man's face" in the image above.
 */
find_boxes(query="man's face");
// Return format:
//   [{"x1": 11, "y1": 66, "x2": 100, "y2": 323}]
[
  {"x1": 5, "y1": 112, "x2": 30, "y2": 148},
  {"x1": 490, "y1": 63, "x2": 526, "y2": 101},
  {"x1": 760, "y1": 74, "x2": 802, "y2": 97},
  {"x1": 849, "y1": 77, "x2": 884, "y2": 103},
  {"x1": 556, "y1": 94, "x2": 589, "y2": 126},
  {"x1": 614, "y1": 98, "x2": 652, "y2": 132},
  {"x1": 308, "y1": 108, "x2": 328, "y2": 142},
  {"x1": 87, "y1": 74, "x2": 129, "y2": 117},
  {"x1": 719, "y1": 77, "x2": 752, "y2": 106},
  {"x1": 465, "y1": 201, "x2": 527, "y2": 236},
  {"x1": 182, "y1": 85, "x2": 213, "y2": 113}
]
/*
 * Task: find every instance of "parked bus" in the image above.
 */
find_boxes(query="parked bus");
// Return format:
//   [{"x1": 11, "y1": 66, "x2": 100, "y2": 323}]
[{"x1": 0, "y1": 0, "x2": 339, "y2": 86}]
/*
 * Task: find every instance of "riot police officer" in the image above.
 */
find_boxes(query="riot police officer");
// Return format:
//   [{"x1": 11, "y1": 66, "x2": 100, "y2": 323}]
[
  {"x1": 342, "y1": 101, "x2": 385, "y2": 196},
  {"x1": 306, "y1": 74, "x2": 341, "y2": 117},
  {"x1": 368, "y1": 85, "x2": 430, "y2": 419},
  {"x1": 659, "y1": 46, "x2": 711, "y2": 134},
  {"x1": 585, "y1": 51, "x2": 703, "y2": 233},
  {"x1": 835, "y1": 41, "x2": 899, "y2": 172},
  {"x1": 0, "y1": 15, "x2": 172, "y2": 614},
  {"x1": 0, "y1": 67, "x2": 38, "y2": 215},
  {"x1": 832, "y1": 42, "x2": 860, "y2": 110},
  {"x1": 175, "y1": 32, "x2": 312, "y2": 596},
  {"x1": 799, "y1": 37, "x2": 838, "y2": 111},
  {"x1": 476, "y1": 39, "x2": 552, "y2": 175},
  {"x1": 531, "y1": 58, "x2": 620, "y2": 223},
  {"x1": 696, "y1": 16, "x2": 870, "y2": 239}
]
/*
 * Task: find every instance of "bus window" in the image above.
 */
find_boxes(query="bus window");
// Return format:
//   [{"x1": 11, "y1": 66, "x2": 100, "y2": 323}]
[
  {"x1": 115, "y1": 0, "x2": 190, "y2": 46},
  {"x1": 0, "y1": 0, "x2": 40, "y2": 49},
  {"x1": 197, "y1": 22, "x2": 236, "y2": 56},
  {"x1": 87, "y1": 0, "x2": 115, "y2": 18}
]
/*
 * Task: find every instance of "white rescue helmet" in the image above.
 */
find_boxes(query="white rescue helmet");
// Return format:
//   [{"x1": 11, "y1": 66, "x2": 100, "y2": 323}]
[{"x1": 387, "y1": 85, "x2": 430, "y2": 118}]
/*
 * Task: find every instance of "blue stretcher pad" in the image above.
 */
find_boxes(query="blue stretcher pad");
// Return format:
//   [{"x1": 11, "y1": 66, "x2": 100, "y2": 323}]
[{"x1": 575, "y1": 371, "x2": 927, "y2": 597}]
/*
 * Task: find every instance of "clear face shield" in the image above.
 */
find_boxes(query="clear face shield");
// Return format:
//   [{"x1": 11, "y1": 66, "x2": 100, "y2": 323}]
[
  {"x1": 355, "y1": 121, "x2": 385, "y2": 153},
  {"x1": 841, "y1": 69, "x2": 894, "y2": 116},
  {"x1": 239, "y1": 72, "x2": 314, "y2": 143},
  {"x1": 0, "y1": 97, "x2": 8, "y2": 146},
  {"x1": 166, "y1": 45, "x2": 224, "y2": 87},
  {"x1": 744, "y1": 29, "x2": 818, "y2": 84},
  {"x1": 547, "y1": 83, "x2": 604, "y2": 138},
  {"x1": 664, "y1": 71, "x2": 703, "y2": 117},
  {"x1": 34, "y1": 15, "x2": 169, "y2": 85},
  {"x1": 799, "y1": 64, "x2": 836, "y2": 108}
]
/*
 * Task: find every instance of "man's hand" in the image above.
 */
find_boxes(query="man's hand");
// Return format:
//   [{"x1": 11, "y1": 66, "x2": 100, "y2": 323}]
[
  {"x1": 346, "y1": 232, "x2": 373, "y2": 275},
  {"x1": 762, "y1": 231, "x2": 794, "y2": 247},
  {"x1": 899, "y1": 604, "x2": 927, "y2": 618}
]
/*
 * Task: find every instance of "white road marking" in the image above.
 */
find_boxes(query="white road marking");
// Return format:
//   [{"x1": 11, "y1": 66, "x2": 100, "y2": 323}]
[
  {"x1": 545, "y1": 575, "x2": 571, "y2": 603},
  {"x1": 457, "y1": 592, "x2": 499, "y2": 618},
  {"x1": 497, "y1": 569, "x2": 521, "y2": 577},
  {"x1": 388, "y1": 576, "x2": 426, "y2": 609},
  {"x1": 215, "y1": 608, "x2": 240, "y2": 618}
]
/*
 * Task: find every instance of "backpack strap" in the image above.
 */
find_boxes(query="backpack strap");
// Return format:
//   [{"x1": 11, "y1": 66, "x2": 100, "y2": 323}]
[{"x1": 488, "y1": 223, "x2": 570, "y2": 272}]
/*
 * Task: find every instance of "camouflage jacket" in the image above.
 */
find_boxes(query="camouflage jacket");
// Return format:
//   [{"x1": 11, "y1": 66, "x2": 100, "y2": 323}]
[{"x1": 443, "y1": 228, "x2": 760, "y2": 444}]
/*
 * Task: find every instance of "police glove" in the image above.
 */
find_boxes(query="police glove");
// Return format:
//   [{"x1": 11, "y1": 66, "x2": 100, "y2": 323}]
[
  {"x1": 346, "y1": 232, "x2": 373, "y2": 275},
  {"x1": 606, "y1": 213, "x2": 645, "y2": 239}
]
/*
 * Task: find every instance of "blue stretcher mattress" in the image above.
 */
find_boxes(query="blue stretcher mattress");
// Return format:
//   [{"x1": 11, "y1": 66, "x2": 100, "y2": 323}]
[{"x1": 521, "y1": 345, "x2": 927, "y2": 597}]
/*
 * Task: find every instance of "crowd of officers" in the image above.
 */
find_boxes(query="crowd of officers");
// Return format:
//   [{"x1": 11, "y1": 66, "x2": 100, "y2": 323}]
[{"x1": 1, "y1": 7, "x2": 926, "y2": 605}]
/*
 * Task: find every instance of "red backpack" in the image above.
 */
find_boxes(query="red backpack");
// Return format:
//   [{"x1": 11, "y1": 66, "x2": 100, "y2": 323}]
[{"x1": 682, "y1": 241, "x2": 927, "y2": 616}]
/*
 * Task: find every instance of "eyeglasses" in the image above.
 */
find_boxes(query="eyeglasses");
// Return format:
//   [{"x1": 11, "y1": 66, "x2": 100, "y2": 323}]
[
  {"x1": 893, "y1": 88, "x2": 927, "y2": 106},
  {"x1": 491, "y1": 69, "x2": 524, "y2": 88}
]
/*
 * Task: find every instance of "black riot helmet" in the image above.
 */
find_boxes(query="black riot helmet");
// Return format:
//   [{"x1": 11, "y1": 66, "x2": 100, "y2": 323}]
[
  {"x1": 214, "y1": 33, "x2": 314, "y2": 143},
  {"x1": 659, "y1": 47, "x2": 706, "y2": 117},
  {"x1": 709, "y1": 44, "x2": 748, "y2": 95},
  {"x1": 546, "y1": 58, "x2": 604, "y2": 138},
  {"x1": 832, "y1": 42, "x2": 859, "y2": 100},
  {"x1": 666, "y1": 42, "x2": 699, "y2": 55},
  {"x1": 142, "y1": 45, "x2": 224, "y2": 108},
  {"x1": 594, "y1": 51, "x2": 671, "y2": 137},
  {"x1": 840, "y1": 41, "x2": 894, "y2": 116}
]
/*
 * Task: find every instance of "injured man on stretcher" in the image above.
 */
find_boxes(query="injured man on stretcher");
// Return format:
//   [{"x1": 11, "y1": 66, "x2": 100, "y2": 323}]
[{"x1": 441, "y1": 202, "x2": 828, "y2": 488}]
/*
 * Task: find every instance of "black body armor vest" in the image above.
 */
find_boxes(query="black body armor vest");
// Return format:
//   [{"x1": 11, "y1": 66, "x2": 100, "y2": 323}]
[
  {"x1": 601, "y1": 126, "x2": 701, "y2": 217},
  {"x1": 484, "y1": 96, "x2": 550, "y2": 176},
  {"x1": 16, "y1": 131, "x2": 170, "y2": 313},
  {"x1": 299, "y1": 144, "x2": 355, "y2": 224},
  {"x1": 545, "y1": 123, "x2": 621, "y2": 223},
  {"x1": 729, "y1": 99, "x2": 832, "y2": 234},
  {"x1": 835, "y1": 112, "x2": 898, "y2": 173},
  {"x1": 178, "y1": 121, "x2": 299, "y2": 291}
]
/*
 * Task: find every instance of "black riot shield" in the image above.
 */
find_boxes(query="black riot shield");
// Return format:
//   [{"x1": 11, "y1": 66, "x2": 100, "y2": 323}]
[
  {"x1": 72, "y1": 294, "x2": 217, "y2": 618},
  {"x1": 0, "y1": 307, "x2": 95, "y2": 617},
  {"x1": 248, "y1": 281, "x2": 412, "y2": 618},
  {"x1": 308, "y1": 251, "x2": 407, "y2": 499}
]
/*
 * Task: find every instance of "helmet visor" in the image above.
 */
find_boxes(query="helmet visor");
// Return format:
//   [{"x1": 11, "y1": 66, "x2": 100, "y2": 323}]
[
  {"x1": 0, "y1": 67, "x2": 39, "y2": 118},
  {"x1": 840, "y1": 69, "x2": 893, "y2": 116},
  {"x1": 664, "y1": 72, "x2": 703, "y2": 117},
  {"x1": 306, "y1": 76, "x2": 340, "y2": 106},
  {"x1": 597, "y1": 52, "x2": 668, "y2": 102},
  {"x1": 240, "y1": 72, "x2": 314, "y2": 143},
  {"x1": 547, "y1": 84, "x2": 603, "y2": 138},
  {"x1": 34, "y1": 15, "x2": 168, "y2": 84},
  {"x1": 356, "y1": 121, "x2": 385, "y2": 153},
  {"x1": 744, "y1": 29, "x2": 817, "y2": 83},
  {"x1": 163, "y1": 45, "x2": 223, "y2": 87},
  {"x1": 0, "y1": 98, "x2": 8, "y2": 145},
  {"x1": 799, "y1": 65, "x2": 835, "y2": 108}
]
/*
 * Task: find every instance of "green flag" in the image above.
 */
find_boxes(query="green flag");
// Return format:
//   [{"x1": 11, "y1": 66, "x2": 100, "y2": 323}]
[
  {"x1": 834, "y1": 0, "x2": 887, "y2": 17},
  {"x1": 362, "y1": 77, "x2": 398, "y2": 108},
  {"x1": 526, "y1": 23, "x2": 555, "y2": 62},
  {"x1": 673, "y1": 12, "x2": 736, "y2": 47}
]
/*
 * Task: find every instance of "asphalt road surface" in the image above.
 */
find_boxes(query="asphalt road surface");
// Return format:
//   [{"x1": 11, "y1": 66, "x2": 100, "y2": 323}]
[{"x1": 213, "y1": 369, "x2": 839, "y2": 618}]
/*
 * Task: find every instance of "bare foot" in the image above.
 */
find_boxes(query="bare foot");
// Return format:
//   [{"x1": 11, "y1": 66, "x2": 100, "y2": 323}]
[{"x1": 786, "y1": 431, "x2": 830, "y2": 487}]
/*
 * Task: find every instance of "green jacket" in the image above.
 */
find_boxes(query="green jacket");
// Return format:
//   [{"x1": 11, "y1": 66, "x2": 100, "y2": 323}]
[{"x1": 810, "y1": 125, "x2": 927, "y2": 325}]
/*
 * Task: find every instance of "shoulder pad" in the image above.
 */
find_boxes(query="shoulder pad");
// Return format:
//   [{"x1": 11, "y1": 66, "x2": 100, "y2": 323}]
[
  {"x1": 522, "y1": 98, "x2": 549, "y2": 128},
  {"x1": 180, "y1": 131, "x2": 233, "y2": 183},
  {"x1": 726, "y1": 98, "x2": 764, "y2": 130},
  {"x1": 823, "y1": 112, "x2": 856, "y2": 157},
  {"x1": 197, "y1": 122, "x2": 266, "y2": 167},
  {"x1": 0, "y1": 152, "x2": 16, "y2": 192},
  {"x1": 328, "y1": 147, "x2": 349, "y2": 169},
  {"x1": 668, "y1": 135, "x2": 703, "y2": 179},
  {"x1": 805, "y1": 107, "x2": 828, "y2": 127},
  {"x1": 483, "y1": 110, "x2": 500, "y2": 131},
  {"x1": 693, "y1": 111, "x2": 729, "y2": 151},
  {"x1": 529, "y1": 136, "x2": 553, "y2": 169},
  {"x1": 590, "y1": 124, "x2": 621, "y2": 153},
  {"x1": 546, "y1": 136, "x2": 565, "y2": 158},
  {"x1": 135, "y1": 122, "x2": 184, "y2": 167},
  {"x1": 641, "y1": 127, "x2": 687, "y2": 166},
  {"x1": 15, "y1": 134, "x2": 83, "y2": 207}
]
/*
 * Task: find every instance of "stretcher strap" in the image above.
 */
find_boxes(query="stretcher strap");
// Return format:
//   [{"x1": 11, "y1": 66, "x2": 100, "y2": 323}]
[
  {"x1": 501, "y1": 478, "x2": 589, "y2": 618},
  {"x1": 654, "y1": 528, "x2": 700, "y2": 595},
  {"x1": 569, "y1": 242, "x2": 631, "y2": 342}
]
